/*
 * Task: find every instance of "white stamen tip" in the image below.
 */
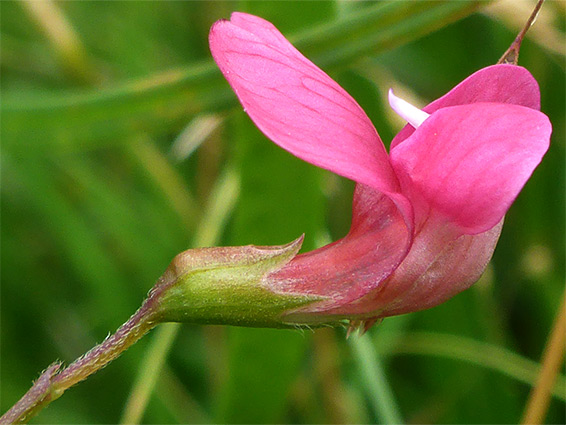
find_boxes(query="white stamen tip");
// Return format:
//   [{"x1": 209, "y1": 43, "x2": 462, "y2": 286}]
[{"x1": 388, "y1": 89, "x2": 430, "y2": 129}]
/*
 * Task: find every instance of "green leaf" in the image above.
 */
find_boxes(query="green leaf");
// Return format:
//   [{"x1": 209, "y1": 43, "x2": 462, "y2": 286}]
[{"x1": 1, "y1": 1, "x2": 483, "y2": 151}]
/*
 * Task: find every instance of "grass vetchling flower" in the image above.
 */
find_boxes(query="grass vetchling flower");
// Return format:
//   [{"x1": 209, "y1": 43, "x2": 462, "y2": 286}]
[
  {"x1": 209, "y1": 12, "x2": 551, "y2": 329},
  {"x1": 3, "y1": 8, "x2": 556, "y2": 423}
]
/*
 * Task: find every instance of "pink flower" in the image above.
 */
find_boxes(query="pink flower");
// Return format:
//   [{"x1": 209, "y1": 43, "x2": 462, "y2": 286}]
[{"x1": 209, "y1": 13, "x2": 551, "y2": 327}]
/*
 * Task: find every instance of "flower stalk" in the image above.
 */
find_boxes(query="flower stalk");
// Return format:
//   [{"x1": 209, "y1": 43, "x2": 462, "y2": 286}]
[
  {"x1": 1, "y1": 237, "x2": 317, "y2": 424},
  {"x1": 0, "y1": 294, "x2": 160, "y2": 424}
]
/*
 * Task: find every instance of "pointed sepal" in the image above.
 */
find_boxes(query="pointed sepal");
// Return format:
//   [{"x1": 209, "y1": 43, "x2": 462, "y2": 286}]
[{"x1": 151, "y1": 236, "x2": 322, "y2": 328}]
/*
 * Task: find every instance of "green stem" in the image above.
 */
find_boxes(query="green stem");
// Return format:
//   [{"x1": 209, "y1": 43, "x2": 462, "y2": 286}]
[
  {"x1": 18, "y1": 0, "x2": 98, "y2": 84},
  {"x1": 377, "y1": 331, "x2": 566, "y2": 402},
  {"x1": 349, "y1": 334, "x2": 404, "y2": 424},
  {"x1": 120, "y1": 323, "x2": 181, "y2": 424},
  {"x1": 120, "y1": 167, "x2": 240, "y2": 423}
]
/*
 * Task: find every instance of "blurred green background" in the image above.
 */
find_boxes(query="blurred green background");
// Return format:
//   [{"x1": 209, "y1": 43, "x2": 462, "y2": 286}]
[{"x1": 1, "y1": 1, "x2": 564, "y2": 423}]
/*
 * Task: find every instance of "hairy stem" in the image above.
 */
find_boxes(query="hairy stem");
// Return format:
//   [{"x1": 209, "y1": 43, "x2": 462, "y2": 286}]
[
  {"x1": 0, "y1": 291, "x2": 163, "y2": 424},
  {"x1": 52, "y1": 299, "x2": 159, "y2": 391}
]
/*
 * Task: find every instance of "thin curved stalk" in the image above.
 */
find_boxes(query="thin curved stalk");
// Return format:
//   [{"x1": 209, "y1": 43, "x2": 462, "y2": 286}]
[
  {"x1": 521, "y1": 292, "x2": 566, "y2": 424},
  {"x1": 120, "y1": 323, "x2": 182, "y2": 425},
  {"x1": 349, "y1": 334, "x2": 404, "y2": 424},
  {"x1": 120, "y1": 167, "x2": 240, "y2": 424},
  {"x1": 376, "y1": 331, "x2": 566, "y2": 402}
]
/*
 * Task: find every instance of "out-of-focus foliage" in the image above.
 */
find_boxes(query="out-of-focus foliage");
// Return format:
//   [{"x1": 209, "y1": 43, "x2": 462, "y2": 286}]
[{"x1": 1, "y1": 1, "x2": 564, "y2": 424}]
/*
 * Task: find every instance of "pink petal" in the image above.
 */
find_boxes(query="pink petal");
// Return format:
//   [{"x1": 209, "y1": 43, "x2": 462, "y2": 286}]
[
  {"x1": 390, "y1": 102, "x2": 551, "y2": 234},
  {"x1": 379, "y1": 220, "x2": 503, "y2": 317},
  {"x1": 269, "y1": 184, "x2": 412, "y2": 321},
  {"x1": 391, "y1": 64, "x2": 542, "y2": 149},
  {"x1": 209, "y1": 13, "x2": 400, "y2": 195},
  {"x1": 333, "y1": 216, "x2": 503, "y2": 318}
]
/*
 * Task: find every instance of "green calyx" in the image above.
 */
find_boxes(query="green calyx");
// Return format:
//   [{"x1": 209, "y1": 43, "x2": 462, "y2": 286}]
[{"x1": 151, "y1": 236, "x2": 322, "y2": 328}]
